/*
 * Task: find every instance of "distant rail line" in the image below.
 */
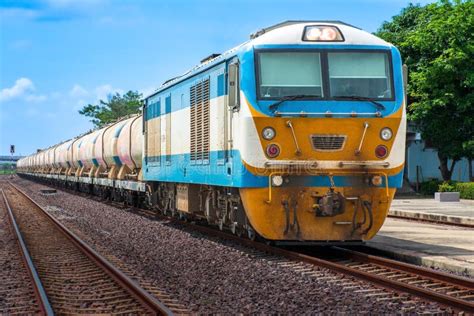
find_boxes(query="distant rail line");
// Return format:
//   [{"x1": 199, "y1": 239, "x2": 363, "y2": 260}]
[{"x1": 1, "y1": 181, "x2": 173, "y2": 315}]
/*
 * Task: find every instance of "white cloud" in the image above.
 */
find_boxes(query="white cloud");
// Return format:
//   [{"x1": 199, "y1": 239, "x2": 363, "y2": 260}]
[
  {"x1": 25, "y1": 94, "x2": 48, "y2": 102},
  {"x1": 0, "y1": 78, "x2": 35, "y2": 102},
  {"x1": 69, "y1": 84, "x2": 88, "y2": 98},
  {"x1": 68, "y1": 83, "x2": 123, "y2": 111},
  {"x1": 94, "y1": 84, "x2": 123, "y2": 102}
]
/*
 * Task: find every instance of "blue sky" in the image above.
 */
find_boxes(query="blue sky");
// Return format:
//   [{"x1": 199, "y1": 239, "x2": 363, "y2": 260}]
[{"x1": 0, "y1": 0, "x2": 432, "y2": 156}]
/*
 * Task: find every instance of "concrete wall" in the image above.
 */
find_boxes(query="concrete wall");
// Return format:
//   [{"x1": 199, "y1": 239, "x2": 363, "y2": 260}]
[{"x1": 406, "y1": 141, "x2": 472, "y2": 183}]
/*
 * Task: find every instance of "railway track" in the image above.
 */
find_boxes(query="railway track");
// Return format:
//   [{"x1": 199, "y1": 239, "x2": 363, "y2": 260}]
[
  {"x1": 12, "y1": 178, "x2": 474, "y2": 313},
  {"x1": 158, "y1": 214, "x2": 474, "y2": 313},
  {"x1": 1, "y1": 181, "x2": 173, "y2": 315},
  {"x1": 0, "y1": 189, "x2": 52, "y2": 315}
]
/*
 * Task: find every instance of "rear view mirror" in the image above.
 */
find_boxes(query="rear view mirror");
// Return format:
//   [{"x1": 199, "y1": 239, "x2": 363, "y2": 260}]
[{"x1": 228, "y1": 62, "x2": 240, "y2": 111}]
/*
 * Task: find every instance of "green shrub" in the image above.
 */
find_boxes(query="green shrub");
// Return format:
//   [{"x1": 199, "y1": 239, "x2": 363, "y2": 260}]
[
  {"x1": 438, "y1": 181, "x2": 456, "y2": 192},
  {"x1": 420, "y1": 179, "x2": 442, "y2": 195},
  {"x1": 455, "y1": 182, "x2": 474, "y2": 199}
]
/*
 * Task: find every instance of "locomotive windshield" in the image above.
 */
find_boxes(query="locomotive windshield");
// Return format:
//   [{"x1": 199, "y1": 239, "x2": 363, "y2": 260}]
[
  {"x1": 257, "y1": 52, "x2": 323, "y2": 98},
  {"x1": 328, "y1": 52, "x2": 392, "y2": 99},
  {"x1": 256, "y1": 50, "x2": 393, "y2": 100}
]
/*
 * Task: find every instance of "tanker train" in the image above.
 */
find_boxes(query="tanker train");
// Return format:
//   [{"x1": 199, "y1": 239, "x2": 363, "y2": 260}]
[{"x1": 17, "y1": 21, "x2": 406, "y2": 243}]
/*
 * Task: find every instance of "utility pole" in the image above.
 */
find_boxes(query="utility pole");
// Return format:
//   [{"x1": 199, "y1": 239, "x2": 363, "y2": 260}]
[{"x1": 10, "y1": 145, "x2": 15, "y2": 178}]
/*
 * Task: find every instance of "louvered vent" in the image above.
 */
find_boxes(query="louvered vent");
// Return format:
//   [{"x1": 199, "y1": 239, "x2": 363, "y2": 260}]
[
  {"x1": 190, "y1": 78, "x2": 210, "y2": 162},
  {"x1": 311, "y1": 135, "x2": 346, "y2": 151}
]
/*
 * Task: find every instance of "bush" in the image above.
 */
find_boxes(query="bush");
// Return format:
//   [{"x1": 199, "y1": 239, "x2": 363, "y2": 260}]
[
  {"x1": 420, "y1": 179, "x2": 442, "y2": 195},
  {"x1": 438, "y1": 181, "x2": 456, "y2": 192},
  {"x1": 455, "y1": 182, "x2": 474, "y2": 199}
]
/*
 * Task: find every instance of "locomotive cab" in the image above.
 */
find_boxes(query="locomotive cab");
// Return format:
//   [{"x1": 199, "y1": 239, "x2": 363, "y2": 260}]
[{"x1": 235, "y1": 21, "x2": 406, "y2": 242}]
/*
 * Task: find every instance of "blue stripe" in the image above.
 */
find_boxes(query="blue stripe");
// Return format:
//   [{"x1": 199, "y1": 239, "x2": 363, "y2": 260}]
[
  {"x1": 146, "y1": 100, "x2": 161, "y2": 121},
  {"x1": 113, "y1": 155, "x2": 122, "y2": 166},
  {"x1": 217, "y1": 73, "x2": 225, "y2": 97},
  {"x1": 165, "y1": 95, "x2": 171, "y2": 114},
  {"x1": 144, "y1": 150, "x2": 403, "y2": 189}
]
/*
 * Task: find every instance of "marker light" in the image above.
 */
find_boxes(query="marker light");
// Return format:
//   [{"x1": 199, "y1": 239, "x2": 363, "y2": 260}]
[
  {"x1": 375, "y1": 145, "x2": 388, "y2": 158},
  {"x1": 371, "y1": 175, "x2": 383, "y2": 186},
  {"x1": 303, "y1": 26, "x2": 343, "y2": 42},
  {"x1": 271, "y1": 175, "x2": 284, "y2": 187},
  {"x1": 266, "y1": 144, "x2": 280, "y2": 158},
  {"x1": 262, "y1": 127, "x2": 276, "y2": 140},
  {"x1": 380, "y1": 127, "x2": 393, "y2": 141}
]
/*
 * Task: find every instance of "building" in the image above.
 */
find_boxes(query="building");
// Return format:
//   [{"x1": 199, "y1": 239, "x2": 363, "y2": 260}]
[{"x1": 405, "y1": 123, "x2": 472, "y2": 185}]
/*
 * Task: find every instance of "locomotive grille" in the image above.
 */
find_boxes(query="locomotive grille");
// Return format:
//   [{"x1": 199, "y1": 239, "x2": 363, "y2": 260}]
[
  {"x1": 190, "y1": 78, "x2": 210, "y2": 163},
  {"x1": 310, "y1": 135, "x2": 346, "y2": 151}
]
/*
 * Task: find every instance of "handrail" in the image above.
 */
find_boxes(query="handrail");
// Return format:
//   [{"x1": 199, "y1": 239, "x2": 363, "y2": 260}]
[
  {"x1": 286, "y1": 120, "x2": 302, "y2": 156},
  {"x1": 355, "y1": 122, "x2": 369, "y2": 156}
]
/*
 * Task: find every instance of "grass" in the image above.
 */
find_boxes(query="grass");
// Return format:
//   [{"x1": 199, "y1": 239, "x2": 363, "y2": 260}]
[{"x1": 0, "y1": 169, "x2": 16, "y2": 175}]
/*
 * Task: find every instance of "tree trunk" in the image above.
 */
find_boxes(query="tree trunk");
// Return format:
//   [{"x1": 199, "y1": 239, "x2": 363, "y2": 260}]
[{"x1": 437, "y1": 152, "x2": 457, "y2": 181}]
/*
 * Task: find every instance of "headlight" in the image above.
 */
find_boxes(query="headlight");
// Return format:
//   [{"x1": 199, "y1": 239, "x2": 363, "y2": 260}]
[
  {"x1": 262, "y1": 127, "x2": 276, "y2": 140},
  {"x1": 271, "y1": 175, "x2": 284, "y2": 187},
  {"x1": 303, "y1": 26, "x2": 343, "y2": 41},
  {"x1": 380, "y1": 127, "x2": 393, "y2": 141}
]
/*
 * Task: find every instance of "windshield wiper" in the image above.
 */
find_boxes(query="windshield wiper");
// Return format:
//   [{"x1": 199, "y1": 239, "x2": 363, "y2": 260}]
[
  {"x1": 332, "y1": 95, "x2": 386, "y2": 111},
  {"x1": 268, "y1": 95, "x2": 320, "y2": 112}
]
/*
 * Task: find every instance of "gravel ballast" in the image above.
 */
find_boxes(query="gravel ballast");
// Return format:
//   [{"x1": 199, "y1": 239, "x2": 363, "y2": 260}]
[{"x1": 13, "y1": 177, "x2": 447, "y2": 314}]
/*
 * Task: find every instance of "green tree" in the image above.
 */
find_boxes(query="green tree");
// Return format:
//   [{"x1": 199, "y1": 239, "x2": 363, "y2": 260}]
[
  {"x1": 376, "y1": 1, "x2": 474, "y2": 180},
  {"x1": 79, "y1": 90, "x2": 143, "y2": 128}
]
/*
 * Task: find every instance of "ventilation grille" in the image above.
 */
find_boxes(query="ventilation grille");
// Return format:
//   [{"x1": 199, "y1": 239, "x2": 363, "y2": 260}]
[
  {"x1": 190, "y1": 78, "x2": 210, "y2": 162},
  {"x1": 311, "y1": 135, "x2": 346, "y2": 151}
]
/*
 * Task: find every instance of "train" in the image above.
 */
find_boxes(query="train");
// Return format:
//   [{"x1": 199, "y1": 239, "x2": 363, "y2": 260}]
[{"x1": 17, "y1": 21, "x2": 406, "y2": 244}]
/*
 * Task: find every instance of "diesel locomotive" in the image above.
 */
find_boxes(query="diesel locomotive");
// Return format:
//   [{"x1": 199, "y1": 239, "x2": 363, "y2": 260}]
[{"x1": 17, "y1": 21, "x2": 406, "y2": 243}]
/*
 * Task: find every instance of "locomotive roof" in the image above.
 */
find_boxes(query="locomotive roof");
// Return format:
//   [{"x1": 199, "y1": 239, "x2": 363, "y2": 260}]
[{"x1": 146, "y1": 20, "x2": 392, "y2": 99}]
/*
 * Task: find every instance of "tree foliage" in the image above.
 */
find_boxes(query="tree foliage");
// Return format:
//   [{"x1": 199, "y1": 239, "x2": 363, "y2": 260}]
[
  {"x1": 79, "y1": 90, "x2": 143, "y2": 128},
  {"x1": 376, "y1": 0, "x2": 474, "y2": 180}
]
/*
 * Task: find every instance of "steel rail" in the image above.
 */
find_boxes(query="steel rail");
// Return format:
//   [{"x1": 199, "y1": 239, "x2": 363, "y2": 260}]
[
  {"x1": 7, "y1": 182, "x2": 173, "y2": 316},
  {"x1": 332, "y1": 246, "x2": 474, "y2": 289},
  {"x1": 1, "y1": 189, "x2": 54, "y2": 316}
]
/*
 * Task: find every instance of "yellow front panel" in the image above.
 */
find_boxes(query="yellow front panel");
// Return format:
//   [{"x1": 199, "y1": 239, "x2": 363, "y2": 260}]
[{"x1": 240, "y1": 186, "x2": 395, "y2": 241}]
